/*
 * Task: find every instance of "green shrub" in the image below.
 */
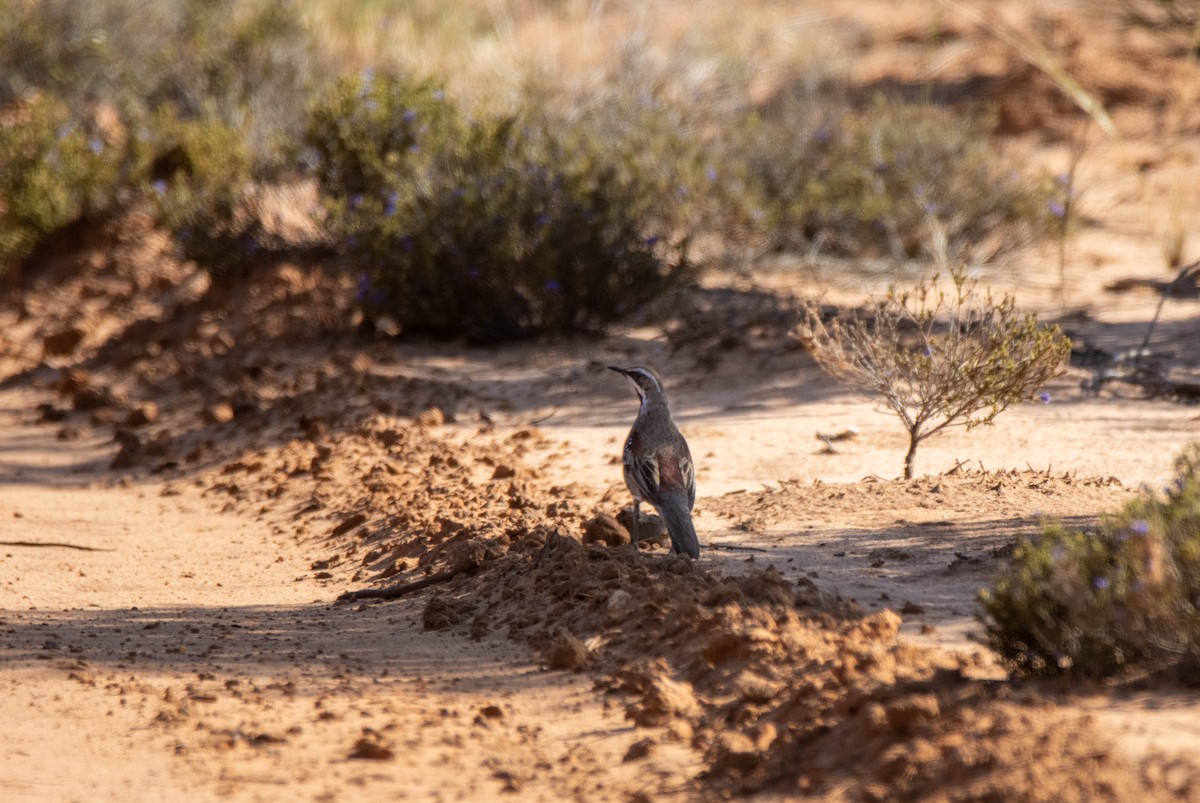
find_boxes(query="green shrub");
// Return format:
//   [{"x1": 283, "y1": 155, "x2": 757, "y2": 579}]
[
  {"x1": 520, "y1": 57, "x2": 725, "y2": 253},
  {"x1": 0, "y1": 0, "x2": 322, "y2": 279},
  {"x1": 0, "y1": 96, "x2": 125, "y2": 269},
  {"x1": 306, "y1": 72, "x2": 693, "y2": 341},
  {"x1": 728, "y1": 94, "x2": 1055, "y2": 263},
  {"x1": 0, "y1": 93, "x2": 252, "y2": 277},
  {"x1": 981, "y1": 443, "x2": 1200, "y2": 679},
  {"x1": 144, "y1": 111, "x2": 255, "y2": 277},
  {"x1": 0, "y1": 0, "x2": 323, "y2": 163}
]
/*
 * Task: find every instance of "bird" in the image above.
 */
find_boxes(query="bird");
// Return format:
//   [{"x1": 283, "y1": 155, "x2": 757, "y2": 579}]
[{"x1": 608, "y1": 365, "x2": 700, "y2": 559}]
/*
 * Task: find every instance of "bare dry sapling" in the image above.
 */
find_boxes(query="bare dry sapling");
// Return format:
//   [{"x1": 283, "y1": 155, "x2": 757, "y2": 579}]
[{"x1": 799, "y1": 269, "x2": 1071, "y2": 478}]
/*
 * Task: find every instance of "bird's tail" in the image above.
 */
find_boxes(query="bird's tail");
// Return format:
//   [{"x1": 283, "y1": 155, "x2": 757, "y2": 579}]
[{"x1": 659, "y1": 495, "x2": 700, "y2": 559}]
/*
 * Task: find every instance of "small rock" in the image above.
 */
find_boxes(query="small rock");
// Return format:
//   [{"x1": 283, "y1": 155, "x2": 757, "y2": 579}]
[
  {"x1": 123, "y1": 402, "x2": 159, "y2": 427},
  {"x1": 628, "y1": 674, "x2": 700, "y2": 727},
  {"x1": 57, "y1": 369, "x2": 90, "y2": 395},
  {"x1": 616, "y1": 508, "x2": 668, "y2": 546},
  {"x1": 422, "y1": 596, "x2": 473, "y2": 631},
  {"x1": 732, "y1": 670, "x2": 781, "y2": 704},
  {"x1": 203, "y1": 402, "x2": 235, "y2": 425},
  {"x1": 884, "y1": 693, "x2": 940, "y2": 731},
  {"x1": 479, "y1": 705, "x2": 504, "y2": 720},
  {"x1": 708, "y1": 732, "x2": 761, "y2": 777},
  {"x1": 623, "y1": 737, "x2": 657, "y2": 763},
  {"x1": 42, "y1": 326, "x2": 85, "y2": 358},
  {"x1": 348, "y1": 735, "x2": 394, "y2": 761},
  {"x1": 582, "y1": 512, "x2": 629, "y2": 546},
  {"x1": 375, "y1": 427, "x2": 403, "y2": 447},
  {"x1": 491, "y1": 464, "x2": 517, "y2": 480},
  {"x1": 415, "y1": 406, "x2": 444, "y2": 427},
  {"x1": 545, "y1": 630, "x2": 590, "y2": 671},
  {"x1": 436, "y1": 516, "x2": 465, "y2": 536},
  {"x1": 329, "y1": 513, "x2": 367, "y2": 537},
  {"x1": 57, "y1": 426, "x2": 83, "y2": 441},
  {"x1": 73, "y1": 384, "x2": 120, "y2": 411},
  {"x1": 852, "y1": 609, "x2": 903, "y2": 642},
  {"x1": 606, "y1": 589, "x2": 634, "y2": 617},
  {"x1": 36, "y1": 403, "x2": 67, "y2": 422},
  {"x1": 110, "y1": 432, "x2": 144, "y2": 470},
  {"x1": 664, "y1": 719, "x2": 693, "y2": 744},
  {"x1": 492, "y1": 770, "x2": 522, "y2": 793},
  {"x1": 900, "y1": 601, "x2": 926, "y2": 615},
  {"x1": 301, "y1": 416, "x2": 328, "y2": 440}
]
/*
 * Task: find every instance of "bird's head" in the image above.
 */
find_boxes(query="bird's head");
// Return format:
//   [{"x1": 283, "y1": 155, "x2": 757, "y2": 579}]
[{"x1": 608, "y1": 365, "x2": 666, "y2": 404}]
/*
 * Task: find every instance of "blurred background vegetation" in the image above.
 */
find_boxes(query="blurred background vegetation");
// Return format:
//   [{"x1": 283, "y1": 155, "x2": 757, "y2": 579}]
[{"x1": 1, "y1": 0, "x2": 1192, "y2": 337}]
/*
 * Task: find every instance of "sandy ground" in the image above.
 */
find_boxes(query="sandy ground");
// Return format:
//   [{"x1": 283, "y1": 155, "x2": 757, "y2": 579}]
[
  {"x1": 0, "y1": 391, "x2": 702, "y2": 801},
  {"x1": 4, "y1": 0, "x2": 1200, "y2": 799},
  {"x1": 2, "y1": 322, "x2": 1199, "y2": 799}
]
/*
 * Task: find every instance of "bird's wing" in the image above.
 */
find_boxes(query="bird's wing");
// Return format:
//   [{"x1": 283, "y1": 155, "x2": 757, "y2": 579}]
[
  {"x1": 634, "y1": 454, "x2": 660, "y2": 498},
  {"x1": 623, "y1": 434, "x2": 659, "y2": 499},
  {"x1": 680, "y1": 448, "x2": 696, "y2": 510}
]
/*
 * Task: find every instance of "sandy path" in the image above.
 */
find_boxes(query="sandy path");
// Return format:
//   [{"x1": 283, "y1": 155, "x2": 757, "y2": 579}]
[{"x1": 0, "y1": 391, "x2": 698, "y2": 802}]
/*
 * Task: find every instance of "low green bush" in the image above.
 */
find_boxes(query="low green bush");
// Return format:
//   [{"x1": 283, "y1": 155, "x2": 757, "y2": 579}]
[
  {"x1": 0, "y1": 95, "x2": 251, "y2": 277},
  {"x1": 144, "y1": 111, "x2": 255, "y2": 277},
  {"x1": 981, "y1": 443, "x2": 1200, "y2": 679},
  {"x1": 0, "y1": 0, "x2": 322, "y2": 279},
  {"x1": 306, "y1": 72, "x2": 693, "y2": 341},
  {"x1": 0, "y1": 0, "x2": 322, "y2": 163},
  {"x1": 0, "y1": 96, "x2": 124, "y2": 270},
  {"x1": 726, "y1": 94, "x2": 1055, "y2": 263}
]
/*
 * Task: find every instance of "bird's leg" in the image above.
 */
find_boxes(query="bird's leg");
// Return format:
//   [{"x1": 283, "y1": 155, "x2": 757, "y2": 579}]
[{"x1": 631, "y1": 499, "x2": 640, "y2": 550}]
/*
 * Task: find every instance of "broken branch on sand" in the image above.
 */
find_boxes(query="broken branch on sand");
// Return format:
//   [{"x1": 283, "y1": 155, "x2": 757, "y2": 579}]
[
  {"x1": 0, "y1": 540, "x2": 114, "y2": 551},
  {"x1": 336, "y1": 569, "x2": 459, "y2": 602}
]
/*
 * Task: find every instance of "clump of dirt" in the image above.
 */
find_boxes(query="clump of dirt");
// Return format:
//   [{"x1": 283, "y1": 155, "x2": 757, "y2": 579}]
[
  {"x1": 437, "y1": 535, "x2": 1195, "y2": 799},
  {"x1": 544, "y1": 630, "x2": 592, "y2": 671}
]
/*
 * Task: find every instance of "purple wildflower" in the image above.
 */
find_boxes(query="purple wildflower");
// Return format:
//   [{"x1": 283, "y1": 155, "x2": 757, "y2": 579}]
[
  {"x1": 1039, "y1": 391, "x2": 1051, "y2": 404},
  {"x1": 1130, "y1": 520, "x2": 1150, "y2": 536},
  {"x1": 355, "y1": 274, "x2": 372, "y2": 302},
  {"x1": 1093, "y1": 576, "x2": 1109, "y2": 591},
  {"x1": 1048, "y1": 200, "x2": 1066, "y2": 218}
]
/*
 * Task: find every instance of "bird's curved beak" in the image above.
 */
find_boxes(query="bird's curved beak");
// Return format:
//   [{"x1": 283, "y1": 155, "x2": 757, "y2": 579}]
[{"x1": 607, "y1": 366, "x2": 628, "y2": 376}]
